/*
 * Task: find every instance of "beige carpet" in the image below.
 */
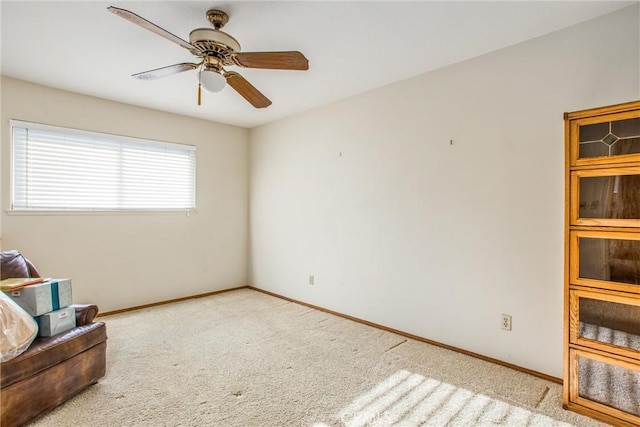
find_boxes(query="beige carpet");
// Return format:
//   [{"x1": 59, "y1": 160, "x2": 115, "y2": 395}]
[{"x1": 30, "y1": 289, "x2": 606, "y2": 426}]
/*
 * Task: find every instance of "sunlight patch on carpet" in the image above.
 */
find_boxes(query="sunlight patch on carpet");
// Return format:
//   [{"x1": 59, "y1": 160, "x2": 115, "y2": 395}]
[{"x1": 318, "y1": 370, "x2": 577, "y2": 426}]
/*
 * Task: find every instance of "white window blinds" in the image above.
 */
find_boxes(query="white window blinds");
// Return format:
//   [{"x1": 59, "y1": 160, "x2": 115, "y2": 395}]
[{"x1": 11, "y1": 120, "x2": 196, "y2": 211}]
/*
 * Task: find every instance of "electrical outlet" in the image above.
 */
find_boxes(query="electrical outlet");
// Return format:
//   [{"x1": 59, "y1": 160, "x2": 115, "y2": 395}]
[
  {"x1": 501, "y1": 314, "x2": 512, "y2": 331},
  {"x1": 309, "y1": 275, "x2": 314, "y2": 285}
]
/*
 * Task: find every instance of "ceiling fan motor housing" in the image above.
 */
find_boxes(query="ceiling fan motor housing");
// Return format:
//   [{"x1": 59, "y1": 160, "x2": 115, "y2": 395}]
[{"x1": 189, "y1": 28, "x2": 241, "y2": 65}]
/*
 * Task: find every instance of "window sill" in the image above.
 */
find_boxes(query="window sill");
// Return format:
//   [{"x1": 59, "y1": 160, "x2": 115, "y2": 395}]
[{"x1": 6, "y1": 209, "x2": 198, "y2": 216}]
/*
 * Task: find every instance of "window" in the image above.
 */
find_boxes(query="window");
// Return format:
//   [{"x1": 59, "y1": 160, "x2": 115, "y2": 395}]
[{"x1": 11, "y1": 120, "x2": 196, "y2": 211}]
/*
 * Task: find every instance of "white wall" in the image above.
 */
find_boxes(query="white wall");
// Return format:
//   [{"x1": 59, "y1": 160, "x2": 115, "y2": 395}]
[
  {"x1": 1, "y1": 77, "x2": 249, "y2": 312},
  {"x1": 249, "y1": 5, "x2": 640, "y2": 378}
]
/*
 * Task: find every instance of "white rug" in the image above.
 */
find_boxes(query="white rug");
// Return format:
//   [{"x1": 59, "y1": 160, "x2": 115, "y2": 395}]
[{"x1": 29, "y1": 289, "x2": 606, "y2": 426}]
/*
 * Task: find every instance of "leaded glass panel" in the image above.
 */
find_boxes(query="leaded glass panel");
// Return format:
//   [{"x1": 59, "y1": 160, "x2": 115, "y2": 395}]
[{"x1": 579, "y1": 118, "x2": 640, "y2": 159}]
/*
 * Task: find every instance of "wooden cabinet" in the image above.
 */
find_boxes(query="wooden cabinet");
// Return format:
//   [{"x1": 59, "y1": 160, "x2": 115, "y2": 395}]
[{"x1": 564, "y1": 100, "x2": 640, "y2": 426}]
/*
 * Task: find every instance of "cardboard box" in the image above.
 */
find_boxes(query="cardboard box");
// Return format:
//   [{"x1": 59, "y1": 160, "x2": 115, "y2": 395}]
[
  {"x1": 37, "y1": 307, "x2": 76, "y2": 337},
  {"x1": 48, "y1": 278, "x2": 72, "y2": 309},
  {"x1": 6, "y1": 279, "x2": 72, "y2": 316}
]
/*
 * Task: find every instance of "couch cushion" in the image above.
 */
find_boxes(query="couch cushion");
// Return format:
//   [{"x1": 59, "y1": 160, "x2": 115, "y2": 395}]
[
  {"x1": 1, "y1": 322, "x2": 107, "y2": 388},
  {"x1": 0, "y1": 250, "x2": 31, "y2": 280}
]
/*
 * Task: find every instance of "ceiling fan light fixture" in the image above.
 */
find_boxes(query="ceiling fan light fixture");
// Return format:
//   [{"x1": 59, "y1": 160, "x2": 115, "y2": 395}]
[{"x1": 200, "y1": 69, "x2": 226, "y2": 93}]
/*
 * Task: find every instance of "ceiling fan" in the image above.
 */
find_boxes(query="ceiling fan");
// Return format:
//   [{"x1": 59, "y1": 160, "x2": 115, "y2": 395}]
[{"x1": 107, "y1": 6, "x2": 309, "y2": 109}]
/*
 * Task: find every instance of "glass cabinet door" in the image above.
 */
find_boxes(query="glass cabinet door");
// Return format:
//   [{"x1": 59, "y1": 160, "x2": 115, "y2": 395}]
[
  {"x1": 570, "y1": 349, "x2": 640, "y2": 424},
  {"x1": 570, "y1": 230, "x2": 640, "y2": 293},
  {"x1": 571, "y1": 168, "x2": 640, "y2": 227},
  {"x1": 570, "y1": 289, "x2": 640, "y2": 359}
]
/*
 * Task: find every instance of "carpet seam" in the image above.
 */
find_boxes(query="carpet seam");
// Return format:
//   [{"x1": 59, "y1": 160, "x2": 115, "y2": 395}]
[
  {"x1": 535, "y1": 386, "x2": 550, "y2": 409},
  {"x1": 385, "y1": 339, "x2": 408, "y2": 353}
]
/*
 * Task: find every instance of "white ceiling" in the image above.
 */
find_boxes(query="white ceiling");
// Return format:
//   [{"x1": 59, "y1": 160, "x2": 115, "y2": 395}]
[{"x1": 1, "y1": 1, "x2": 635, "y2": 128}]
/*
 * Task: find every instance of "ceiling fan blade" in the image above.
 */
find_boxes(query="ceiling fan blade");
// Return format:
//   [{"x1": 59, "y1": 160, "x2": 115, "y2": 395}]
[
  {"x1": 132, "y1": 63, "x2": 198, "y2": 80},
  {"x1": 232, "y1": 51, "x2": 309, "y2": 70},
  {"x1": 107, "y1": 6, "x2": 200, "y2": 54},
  {"x1": 224, "y1": 72, "x2": 272, "y2": 109}
]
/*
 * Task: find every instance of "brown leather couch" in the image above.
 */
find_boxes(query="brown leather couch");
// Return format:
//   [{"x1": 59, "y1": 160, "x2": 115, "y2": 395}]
[{"x1": 0, "y1": 251, "x2": 107, "y2": 427}]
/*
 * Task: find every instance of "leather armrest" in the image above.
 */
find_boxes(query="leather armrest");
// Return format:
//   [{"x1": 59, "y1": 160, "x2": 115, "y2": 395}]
[
  {"x1": 71, "y1": 304, "x2": 99, "y2": 326},
  {"x1": 25, "y1": 258, "x2": 41, "y2": 278}
]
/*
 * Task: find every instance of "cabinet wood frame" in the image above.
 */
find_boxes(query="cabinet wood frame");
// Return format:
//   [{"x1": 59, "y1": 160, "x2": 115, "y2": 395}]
[{"x1": 564, "y1": 100, "x2": 640, "y2": 424}]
